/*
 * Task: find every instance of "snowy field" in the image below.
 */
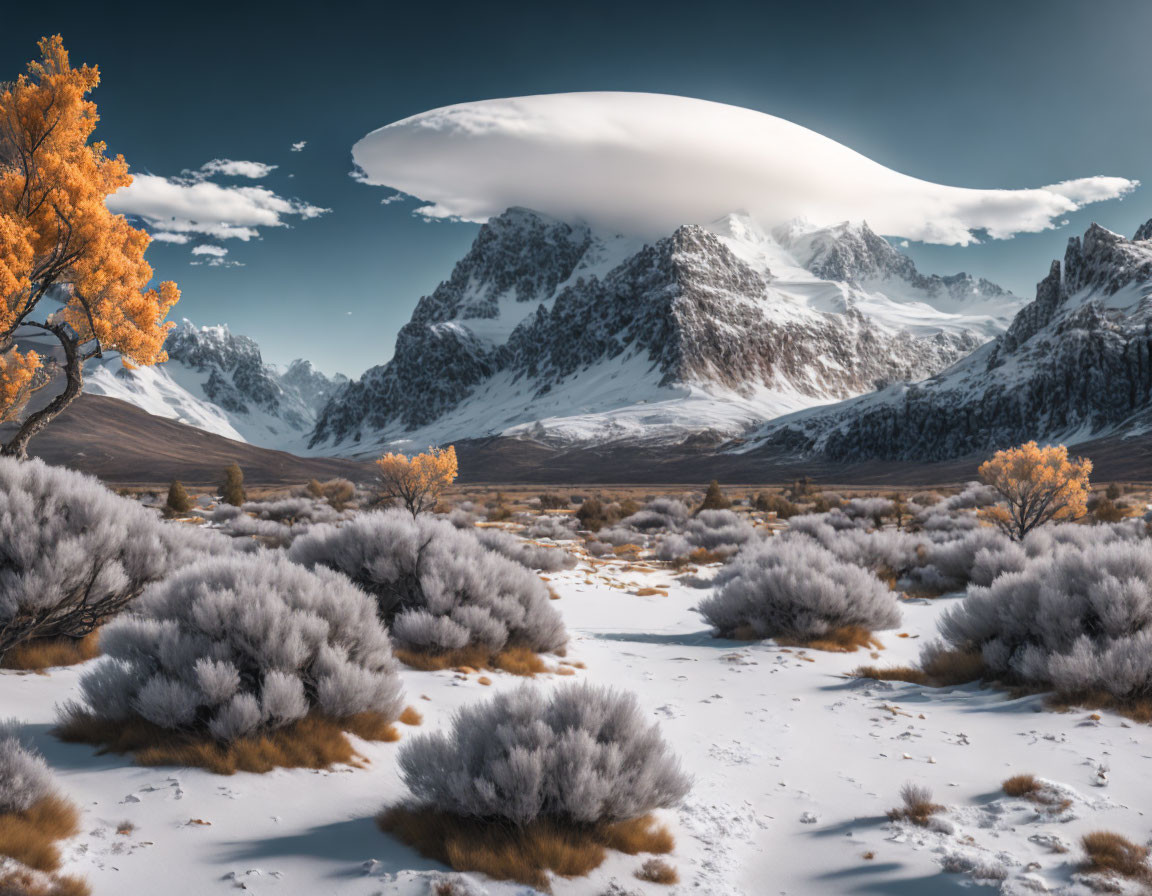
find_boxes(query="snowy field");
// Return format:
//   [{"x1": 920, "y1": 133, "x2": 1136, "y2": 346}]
[{"x1": 4, "y1": 535, "x2": 1148, "y2": 896}]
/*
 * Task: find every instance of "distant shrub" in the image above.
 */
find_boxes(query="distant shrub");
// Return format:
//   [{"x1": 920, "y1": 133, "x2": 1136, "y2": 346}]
[
  {"x1": 683, "y1": 509, "x2": 756, "y2": 552},
  {"x1": 699, "y1": 539, "x2": 900, "y2": 647},
  {"x1": 220, "y1": 462, "x2": 246, "y2": 506},
  {"x1": 576, "y1": 497, "x2": 606, "y2": 531},
  {"x1": 0, "y1": 458, "x2": 224, "y2": 663},
  {"x1": 164, "y1": 479, "x2": 192, "y2": 515},
  {"x1": 57, "y1": 553, "x2": 404, "y2": 771},
  {"x1": 933, "y1": 538, "x2": 1152, "y2": 704},
  {"x1": 289, "y1": 510, "x2": 566, "y2": 661},
  {"x1": 655, "y1": 534, "x2": 692, "y2": 562},
  {"x1": 697, "y1": 480, "x2": 730, "y2": 512},
  {"x1": 307, "y1": 478, "x2": 356, "y2": 511},
  {"x1": 585, "y1": 540, "x2": 613, "y2": 558},
  {"x1": 474, "y1": 528, "x2": 576, "y2": 572},
  {"x1": 537, "y1": 493, "x2": 568, "y2": 510},
  {"x1": 243, "y1": 496, "x2": 347, "y2": 525},
  {"x1": 843, "y1": 497, "x2": 894, "y2": 528},
  {"x1": 525, "y1": 515, "x2": 577, "y2": 540},
  {"x1": 753, "y1": 492, "x2": 798, "y2": 519}
]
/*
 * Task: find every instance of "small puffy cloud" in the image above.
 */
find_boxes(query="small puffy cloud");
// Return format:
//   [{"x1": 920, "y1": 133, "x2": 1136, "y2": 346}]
[
  {"x1": 380, "y1": 192, "x2": 406, "y2": 205},
  {"x1": 108, "y1": 172, "x2": 329, "y2": 243},
  {"x1": 150, "y1": 232, "x2": 191, "y2": 244},
  {"x1": 191, "y1": 244, "x2": 228, "y2": 257},
  {"x1": 351, "y1": 92, "x2": 1138, "y2": 246},
  {"x1": 190, "y1": 244, "x2": 242, "y2": 267},
  {"x1": 291, "y1": 141, "x2": 307, "y2": 152},
  {"x1": 197, "y1": 159, "x2": 278, "y2": 179}
]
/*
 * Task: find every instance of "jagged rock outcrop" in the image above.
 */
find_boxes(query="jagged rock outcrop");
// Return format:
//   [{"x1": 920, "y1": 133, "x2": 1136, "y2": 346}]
[
  {"x1": 752, "y1": 219, "x2": 1152, "y2": 461},
  {"x1": 311, "y1": 209, "x2": 1018, "y2": 452}
]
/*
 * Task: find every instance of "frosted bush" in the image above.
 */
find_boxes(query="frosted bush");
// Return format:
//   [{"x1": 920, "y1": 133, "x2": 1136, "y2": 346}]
[
  {"x1": 843, "y1": 497, "x2": 894, "y2": 525},
  {"x1": 684, "y1": 509, "x2": 756, "y2": 551},
  {"x1": 0, "y1": 720, "x2": 54, "y2": 814},
  {"x1": 656, "y1": 534, "x2": 692, "y2": 562},
  {"x1": 905, "y1": 528, "x2": 1016, "y2": 593},
  {"x1": 63, "y1": 553, "x2": 404, "y2": 741},
  {"x1": 596, "y1": 526, "x2": 644, "y2": 547},
  {"x1": 474, "y1": 528, "x2": 576, "y2": 572},
  {"x1": 585, "y1": 540, "x2": 613, "y2": 557},
  {"x1": 289, "y1": 510, "x2": 566, "y2": 656},
  {"x1": 396, "y1": 683, "x2": 691, "y2": 824},
  {"x1": 935, "y1": 539, "x2": 1152, "y2": 699},
  {"x1": 242, "y1": 497, "x2": 348, "y2": 525},
  {"x1": 447, "y1": 508, "x2": 481, "y2": 529},
  {"x1": 524, "y1": 515, "x2": 577, "y2": 540},
  {"x1": 620, "y1": 498, "x2": 690, "y2": 532},
  {"x1": 699, "y1": 538, "x2": 901, "y2": 640},
  {"x1": 210, "y1": 503, "x2": 244, "y2": 522},
  {"x1": 0, "y1": 457, "x2": 227, "y2": 660}
]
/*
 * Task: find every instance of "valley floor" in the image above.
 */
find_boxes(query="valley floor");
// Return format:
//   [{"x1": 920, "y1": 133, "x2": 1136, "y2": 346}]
[{"x1": 2, "y1": 544, "x2": 1147, "y2": 895}]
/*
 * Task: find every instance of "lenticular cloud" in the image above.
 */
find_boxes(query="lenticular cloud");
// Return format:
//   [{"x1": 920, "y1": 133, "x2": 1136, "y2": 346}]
[{"x1": 352, "y1": 92, "x2": 1137, "y2": 245}]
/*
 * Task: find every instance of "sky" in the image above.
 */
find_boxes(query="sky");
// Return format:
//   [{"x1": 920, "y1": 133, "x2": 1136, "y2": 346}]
[{"x1": 4, "y1": 0, "x2": 1151, "y2": 377}]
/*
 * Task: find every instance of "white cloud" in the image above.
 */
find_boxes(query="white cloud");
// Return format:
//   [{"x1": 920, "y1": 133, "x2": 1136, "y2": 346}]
[
  {"x1": 197, "y1": 159, "x2": 277, "y2": 179},
  {"x1": 108, "y1": 173, "x2": 329, "y2": 242},
  {"x1": 291, "y1": 141, "x2": 307, "y2": 152},
  {"x1": 380, "y1": 192, "x2": 406, "y2": 205},
  {"x1": 191, "y1": 244, "x2": 228, "y2": 256},
  {"x1": 351, "y1": 92, "x2": 1139, "y2": 246},
  {"x1": 150, "y1": 232, "x2": 191, "y2": 244}
]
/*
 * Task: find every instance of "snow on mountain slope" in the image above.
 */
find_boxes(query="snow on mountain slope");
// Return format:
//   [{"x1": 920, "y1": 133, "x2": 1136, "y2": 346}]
[
  {"x1": 310, "y1": 208, "x2": 1023, "y2": 455},
  {"x1": 747, "y1": 218, "x2": 1152, "y2": 461},
  {"x1": 85, "y1": 320, "x2": 347, "y2": 450}
]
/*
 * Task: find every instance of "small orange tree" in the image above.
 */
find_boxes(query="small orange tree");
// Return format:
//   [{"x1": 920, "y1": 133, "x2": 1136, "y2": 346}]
[
  {"x1": 376, "y1": 445, "x2": 458, "y2": 517},
  {"x1": 978, "y1": 441, "x2": 1092, "y2": 541},
  {"x1": 0, "y1": 36, "x2": 178, "y2": 457}
]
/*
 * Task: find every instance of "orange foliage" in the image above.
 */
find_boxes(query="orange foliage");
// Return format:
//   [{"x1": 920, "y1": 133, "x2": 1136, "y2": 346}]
[
  {"x1": 978, "y1": 442, "x2": 1092, "y2": 541},
  {"x1": 375, "y1": 445, "x2": 458, "y2": 516},
  {"x1": 0, "y1": 36, "x2": 178, "y2": 450}
]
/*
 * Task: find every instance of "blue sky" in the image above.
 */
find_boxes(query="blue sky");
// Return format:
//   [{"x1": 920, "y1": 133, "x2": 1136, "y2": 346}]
[{"x1": 4, "y1": 0, "x2": 1151, "y2": 376}]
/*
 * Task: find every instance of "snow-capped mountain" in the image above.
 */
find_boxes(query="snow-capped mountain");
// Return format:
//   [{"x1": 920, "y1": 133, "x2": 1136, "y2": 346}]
[
  {"x1": 85, "y1": 320, "x2": 347, "y2": 449},
  {"x1": 748, "y1": 218, "x2": 1152, "y2": 461},
  {"x1": 309, "y1": 208, "x2": 1022, "y2": 454}
]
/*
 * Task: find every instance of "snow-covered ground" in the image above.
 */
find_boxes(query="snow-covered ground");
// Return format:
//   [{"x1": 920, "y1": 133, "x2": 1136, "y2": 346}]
[{"x1": 3, "y1": 544, "x2": 1147, "y2": 895}]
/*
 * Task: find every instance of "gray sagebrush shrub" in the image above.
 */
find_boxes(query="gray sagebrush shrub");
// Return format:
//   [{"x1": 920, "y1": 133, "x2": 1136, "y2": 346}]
[
  {"x1": 620, "y1": 498, "x2": 690, "y2": 533},
  {"x1": 655, "y1": 534, "x2": 692, "y2": 562},
  {"x1": 289, "y1": 510, "x2": 567, "y2": 656},
  {"x1": 396, "y1": 683, "x2": 691, "y2": 824},
  {"x1": 0, "y1": 457, "x2": 226, "y2": 661},
  {"x1": 934, "y1": 539, "x2": 1152, "y2": 699},
  {"x1": 683, "y1": 509, "x2": 756, "y2": 552},
  {"x1": 524, "y1": 515, "x2": 577, "y2": 541},
  {"x1": 0, "y1": 720, "x2": 54, "y2": 814},
  {"x1": 61, "y1": 553, "x2": 404, "y2": 741},
  {"x1": 699, "y1": 538, "x2": 901, "y2": 640},
  {"x1": 474, "y1": 529, "x2": 577, "y2": 572},
  {"x1": 242, "y1": 497, "x2": 349, "y2": 525},
  {"x1": 843, "y1": 497, "x2": 895, "y2": 526}
]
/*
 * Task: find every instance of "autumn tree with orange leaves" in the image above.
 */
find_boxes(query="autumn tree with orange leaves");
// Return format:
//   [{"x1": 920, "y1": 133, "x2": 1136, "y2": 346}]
[
  {"x1": 376, "y1": 446, "x2": 458, "y2": 517},
  {"x1": 978, "y1": 442, "x2": 1092, "y2": 541},
  {"x1": 0, "y1": 36, "x2": 178, "y2": 457}
]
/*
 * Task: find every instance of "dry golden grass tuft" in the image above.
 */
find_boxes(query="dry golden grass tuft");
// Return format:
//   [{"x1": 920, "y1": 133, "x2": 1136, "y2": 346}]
[
  {"x1": 1001, "y1": 774, "x2": 1040, "y2": 798},
  {"x1": 394, "y1": 645, "x2": 551, "y2": 677},
  {"x1": 398, "y1": 706, "x2": 423, "y2": 727},
  {"x1": 855, "y1": 647, "x2": 986, "y2": 688},
  {"x1": 0, "y1": 795, "x2": 81, "y2": 873},
  {"x1": 1, "y1": 632, "x2": 101, "y2": 672},
  {"x1": 477, "y1": 676, "x2": 492, "y2": 686},
  {"x1": 1047, "y1": 690, "x2": 1152, "y2": 725},
  {"x1": 635, "y1": 857, "x2": 679, "y2": 884},
  {"x1": 0, "y1": 867, "x2": 90, "y2": 896},
  {"x1": 54, "y1": 710, "x2": 398, "y2": 775},
  {"x1": 688, "y1": 547, "x2": 728, "y2": 565},
  {"x1": 633, "y1": 588, "x2": 668, "y2": 597},
  {"x1": 886, "y1": 783, "x2": 944, "y2": 827},
  {"x1": 1081, "y1": 830, "x2": 1151, "y2": 881},
  {"x1": 378, "y1": 807, "x2": 674, "y2": 892},
  {"x1": 780, "y1": 626, "x2": 882, "y2": 653}
]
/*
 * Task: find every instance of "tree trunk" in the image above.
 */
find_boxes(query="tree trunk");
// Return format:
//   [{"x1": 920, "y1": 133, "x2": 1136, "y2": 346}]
[{"x1": 1, "y1": 325, "x2": 83, "y2": 459}]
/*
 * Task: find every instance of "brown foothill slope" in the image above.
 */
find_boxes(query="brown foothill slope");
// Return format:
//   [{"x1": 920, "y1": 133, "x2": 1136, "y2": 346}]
[{"x1": 1, "y1": 394, "x2": 373, "y2": 487}]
